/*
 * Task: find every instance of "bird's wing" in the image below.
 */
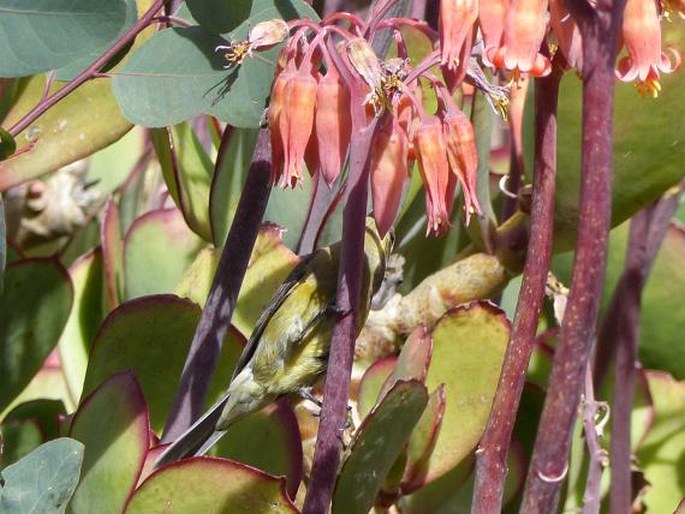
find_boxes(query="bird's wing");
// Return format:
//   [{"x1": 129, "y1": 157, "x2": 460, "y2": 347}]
[{"x1": 230, "y1": 251, "x2": 317, "y2": 381}]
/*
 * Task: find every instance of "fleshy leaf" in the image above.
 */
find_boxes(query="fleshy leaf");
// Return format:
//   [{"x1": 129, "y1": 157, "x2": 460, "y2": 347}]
[
  {"x1": 81, "y1": 295, "x2": 244, "y2": 433},
  {"x1": 0, "y1": 127, "x2": 16, "y2": 160},
  {"x1": 2, "y1": 399, "x2": 66, "y2": 445},
  {"x1": 0, "y1": 418, "x2": 43, "y2": 468},
  {"x1": 151, "y1": 123, "x2": 214, "y2": 242},
  {"x1": 101, "y1": 198, "x2": 125, "y2": 309},
  {"x1": 214, "y1": 399, "x2": 302, "y2": 499},
  {"x1": 69, "y1": 372, "x2": 150, "y2": 514},
  {"x1": 57, "y1": 249, "x2": 105, "y2": 402},
  {"x1": 125, "y1": 458, "x2": 299, "y2": 513},
  {"x1": 123, "y1": 208, "x2": 204, "y2": 300},
  {"x1": 423, "y1": 301, "x2": 510, "y2": 482},
  {"x1": 0, "y1": 0, "x2": 127, "y2": 77},
  {"x1": 333, "y1": 380, "x2": 429, "y2": 514},
  {"x1": 0, "y1": 258, "x2": 73, "y2": 412},
  {"x1": 378, "y1": 325, "x2": 432, "y2": 400},
  {"x1": 357, "y1": 357, "x2": 396, "y2": 420},
  {"x1": 0, "y1": 438, "x2": 84, "y2": 514}
]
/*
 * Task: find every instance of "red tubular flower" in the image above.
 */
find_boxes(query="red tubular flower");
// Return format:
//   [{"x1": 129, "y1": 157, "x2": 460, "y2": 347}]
[
  {"x1": 489, "y1": 0, "x2": 551, "y2": 77},
  {"x1": 478, "y1": 0, "x2": 509, "y2": 59},
  {"x1": 370, "y1": 115, "x2": 410, "y2": 238},
  {"x1": 441, "y1": 106, "x2": 481, "y2": 225},
  {"x1": 439, "y1": 0, "x2": 479, "y2": 70},
  {"x1": 278, "y1": 66, "x2": 317, "y2": 188},
  {"x1": 415, "y1": 116, "x2": 454, "y2": 235},
  {"x1": 268, "y1": 62, "x2": 295, "y2": 184},
  {"x1": 315, "y1": 67, "x2": 351, "y2": 186},
  {"x1": 616, "y1": 0, "x2": 681, "y2": 97}
]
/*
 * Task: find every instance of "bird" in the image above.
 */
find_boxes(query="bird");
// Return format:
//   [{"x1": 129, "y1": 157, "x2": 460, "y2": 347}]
[{"x1": 155, "y1": 218, "x2": 392, "y2": 467}]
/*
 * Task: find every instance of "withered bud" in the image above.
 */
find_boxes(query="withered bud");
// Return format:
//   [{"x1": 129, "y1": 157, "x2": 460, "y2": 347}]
[
  {"x1": 347, "y1": 37, "x2": 384, "y2": 89},
  {"x1": 248, "y1": 19, "x2": 289, "y2": 50}
]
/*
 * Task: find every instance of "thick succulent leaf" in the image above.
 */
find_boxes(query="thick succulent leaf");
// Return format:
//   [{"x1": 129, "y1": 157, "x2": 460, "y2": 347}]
[
  {"x1": 69, "y1": 372, "x2": 149, "y2": 514},
  {"x1": 2, "y1": 399, "x2": 66, "y2": 445},
  {"x1": 553, "y1": 223, "x2": 685, "y2": 379},
  {"x1": 209, "y1": 127, "x2": 258, "y2": 246},
  {"x1": 125, "y1": 458, "x2": 299, "y2": 513},
  {"x1": 0, "y1": 127, "x2": 15, "y2": 160},
  {"x1": 81, "y1": 295, "x2": 244, "y2": 433},
  {"x1": 151, "y1": 123, "x2": 214, "y2": 241},
  {"x1": 0, "y1": 196, "x2": 5, "y2": 289},
  {"x1": 637, "y1": 371, "x2": 685, "y2": 513},
  {"x1": 333, "y1": 380, "x2": 429, "y2": 514},
  {"x1": 87, "y1": 126, "x2": 145, "y2": 195},
  {"x1": 0, "y1": 0, "x2": 127, "y2": 77},
  {"x1": 213, "y1": 399, "x2": 302, "y2": 499},
  {"x1": 0, "y1": 418, "x2": 43, "y2": 468},
  {"x1": 357, "y1": 357, "x2": 396, "y2": 420},
  {"x1": 123, "y1": 208, "x2": 204, "y2": 300},
  {"x1": 57, "y1": 249, "x2": 105, "y2": 402},
  {"x1": 101, "y1": 198, "x2": 125, "y2": 309},
  {"x1": 0, "y1": 438, "x2": 83, "y2": 514},
  {"x1": 379, "y1": 325, "x2": 432, "y2": 400},
  {"x1": 0, "y1": 365, "x2": 73, "y2": 420},
  {"x1": 112, "y1": 1, "x2": 317, "y2": 128},
  {"x1": 0, "y1": 258, "x2": 73, "y2": 412},
  {"x1": 423, "y1": 301, "x2": 510, "y2": 483}
]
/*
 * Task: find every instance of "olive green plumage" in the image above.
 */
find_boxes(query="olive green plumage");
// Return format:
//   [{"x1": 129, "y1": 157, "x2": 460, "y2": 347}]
[{"x1": 156, "y1": 218, "x2": 391, "y2": 467}]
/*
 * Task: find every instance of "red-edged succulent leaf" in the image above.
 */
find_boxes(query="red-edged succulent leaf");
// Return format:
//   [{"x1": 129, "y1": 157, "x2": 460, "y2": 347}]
[
  {"x1": 213, "y1": 398, "x2": 302, "y2": 499},
  {"x1": 125, "y1": 457, "x2": 299, "y2": 513},
  {"x1": 123, "y1": 207, "x2": 204, "y2": 300},
  {"x1": 379, "y1": 325, "x2": 433, "y2": 401},
  {"x1": 401, "y1": 384, "x2": 446, "y2": 492},
  {"x1": 333, "y1": 380, "x2": 429, "y2": 514},
  {"x1": 422, "y1": 301, "x2": 510, "y2": 483},
  {"x1": 69, "y1": 372, "x2": 150, "y2": 514},
  {"x1": 357, "y1": 357, "x2": 397, "y2": 420},
  {"x1": 80, "y1": 295, "x2": 244, "y2": 434}
]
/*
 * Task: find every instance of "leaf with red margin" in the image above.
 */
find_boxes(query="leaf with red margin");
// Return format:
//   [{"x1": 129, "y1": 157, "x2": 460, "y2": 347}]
[
  {"x1": 0, "y1": 258, "x2": 73, "y2": 412},
  {"x1": 123, "y1": 208, "x2": 204, "y2": 300},
  {"x1": 69, "y1": 372, "x2": 150, "y2": 514},
  {"x1": 80, "y1": 295, "x2": 245, "y2": 434},
  {"x1": 333, "y1": 380, "x2": 429, "y2": 514},
  {"x1": 402, "y1": 384, "x2": 446, "y2": 492},
  {"x1": 125, "y1": 457, "x2": 299, "y2": 513},
  {"x1": 378, "y1": 325, "x2": 432, "y2": 400},
  {"x1": 357, "y1": 357, "x2": 396, "y2": 420},
  {"x1": 422, "y1": 301, "x2": 510, "y2": 483},
  {"x1": 214, "y1": 398, "x2": 302, "y2": 500},
  {"x1": 57, "y1": 248, "x2": 105, "y2": 402},
  {"x1": 101, "y1": 198, "x2": 124, "y2": 310}
]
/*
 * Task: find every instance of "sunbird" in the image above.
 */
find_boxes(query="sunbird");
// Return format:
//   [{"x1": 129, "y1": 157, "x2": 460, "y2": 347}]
[{"x1": 156, "y1": 218, "x2": 392, "y2": 467}]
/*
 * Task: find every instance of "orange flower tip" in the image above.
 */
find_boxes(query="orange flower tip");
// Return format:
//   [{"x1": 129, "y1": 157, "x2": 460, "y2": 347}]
[{"x1": 248, "y1": 19, "x2": 289, "y2": 50}]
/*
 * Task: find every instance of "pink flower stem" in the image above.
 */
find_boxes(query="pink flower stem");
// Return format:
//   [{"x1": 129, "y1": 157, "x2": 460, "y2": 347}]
[
  {"x1": 471, "y1": 53, "x2": 563, "y2": 514},
  {"x1": 519, "y1": 0, "x2": 628, "y2": 510},
  {"x1": 8, "y1": 0, "x2": 166, "y2": 138}
]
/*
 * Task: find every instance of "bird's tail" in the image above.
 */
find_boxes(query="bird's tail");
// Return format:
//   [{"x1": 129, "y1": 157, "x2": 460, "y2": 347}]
[{"x1": 154, "y1": 397, "x2": 229, "y2": 469}]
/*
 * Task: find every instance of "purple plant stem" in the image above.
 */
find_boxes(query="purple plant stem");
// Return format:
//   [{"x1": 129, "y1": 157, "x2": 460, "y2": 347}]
[
  {"x1": 297, "y1": 172, "x2": 339, "y2": 255},
  {"x1": 8, "y1": 0, "x2": 166, "y2": 138},
  {"x1": 608, "y1": 192, "x2": 680, "y2": 514},
  {"x1": 161, "y1": 128, "x2": 272, "y2": 442},
  {"x1": 471, "y1": 56, "x2": 562, "y2": 514},
  {"x1": 581, "y1": 364, "x2": 606, "y2": 514},
  {"x1": 519, "y1": 0, "x2": 627, "y2": 511}
]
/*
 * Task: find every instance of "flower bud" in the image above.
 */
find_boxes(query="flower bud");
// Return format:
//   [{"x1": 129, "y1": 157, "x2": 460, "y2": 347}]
[
  {"x1": 315, "y1": 69, "x2": 352, "y2": 186},
  {"x1": 371, "y1": 116, "x2": 409, "y2": 237}
]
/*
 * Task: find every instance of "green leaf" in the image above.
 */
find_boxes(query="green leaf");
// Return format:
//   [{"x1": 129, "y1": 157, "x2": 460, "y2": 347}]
[
  {"x1": 2, "y1": 399, "x2": 66, "y2": 445},
  {"x1": 333, "y1": 380, "x2": 429, "y2": 514},
  {"x1": 69, "y1": 372, "x2": 149, "y2": 514},
  {"x1": 123, "y1": 208, "x2": 204, "y2": 300},
  {"x1": 0, "y1": 195, "x2": 5, "y2": 290},
  {"x1": 0, "y1": 258, "x2": 73, "y2": 412},
  {"x1": 0, "y1": 75, "x2": 133, "y2": 191},
  {"x1": 80, "y1": 295, "x2": 244, "y2": 433},
  {"x1": 151, "y1": 123, "x2": 214, "y2": 242},
  {"x1": 357, "y1": 357, "x2": 396, "y2": 420},
  {"x1": 209, "y1": 127, "x2": 258, "y2": 246},
  {"x1": 0, "y1": 0, "x2": 127, "y2": 77},
  {"x1": 423, "y1": 301, "x2": 510, "y2": 483},
  {"x1": 0, "y1": 419, "x2": 43, "y2": 468},
  {"x1": 0, "y1": 127, "x2": 16, "y2": 160},
  {"x1": 0, "y1": 438, "x2": 84, "y2": 514},
  {"x1": 57, "y1": 248, "x2": 105, "y2": 402},
  {"x1": 125, "y1": 458, "x2": 299, "y2": 513},
  {"x1": 213, "y1": 399, "x2": 302, "y2": 499},
  {"x1": 112, "y1": 1, "x2": 317, "y2": 128}
]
